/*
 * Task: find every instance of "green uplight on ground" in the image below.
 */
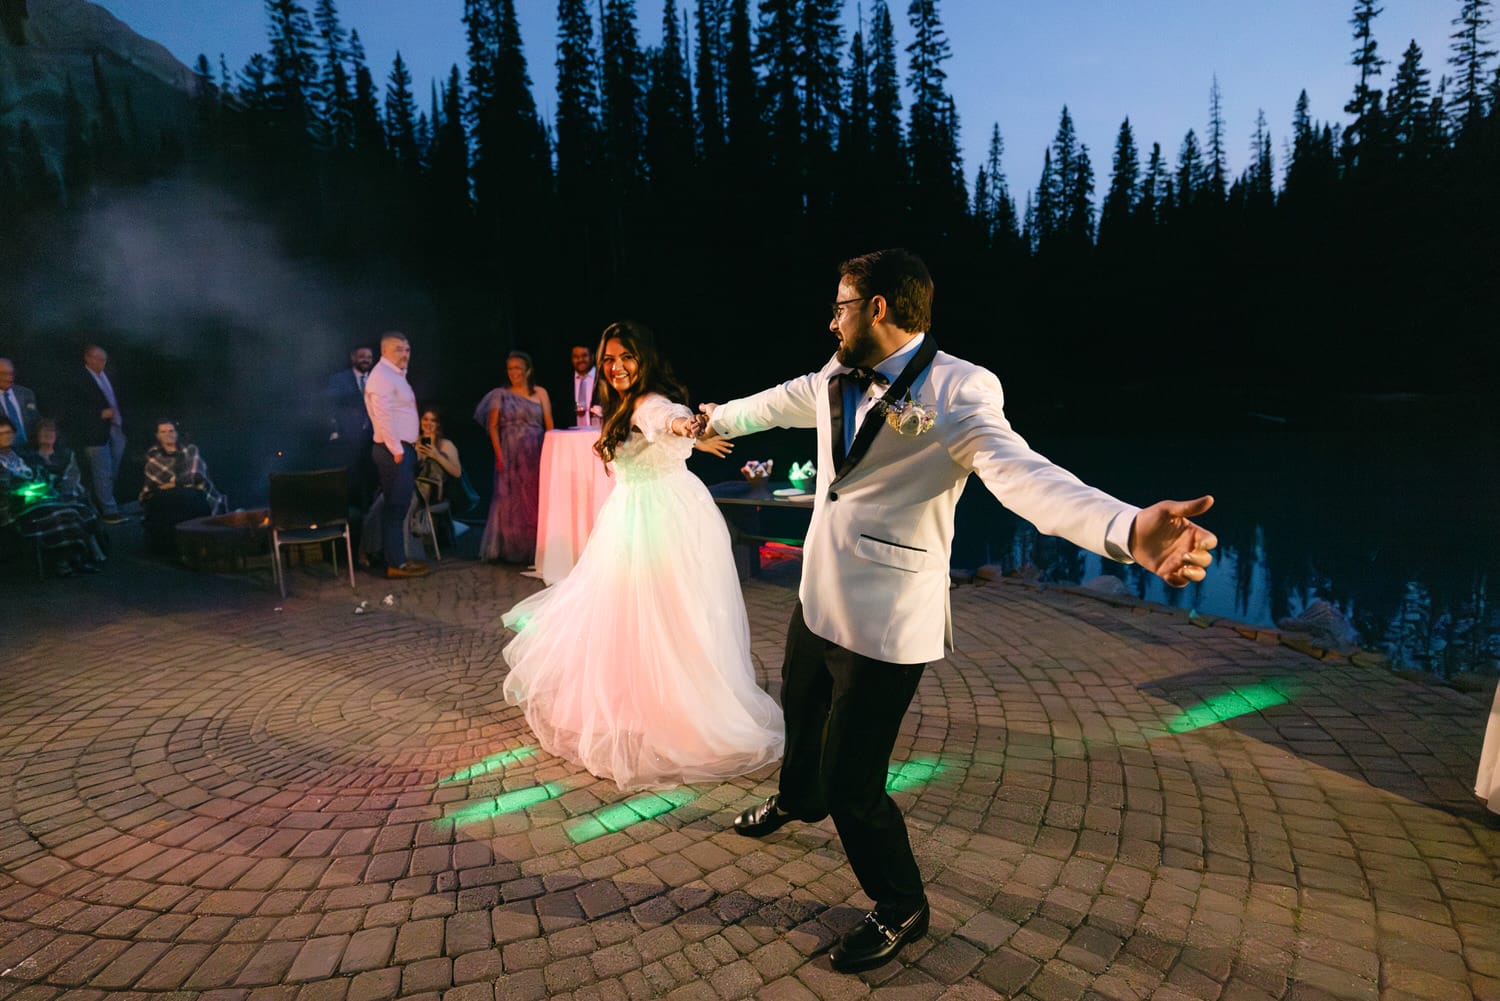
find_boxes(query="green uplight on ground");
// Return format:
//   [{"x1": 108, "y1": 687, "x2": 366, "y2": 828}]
[
  {"x1": 446, "y1": 780, "x2": 567, "y2": 825},
  {"x1": 1165, "y1": 682, "x2": 1293, "y2": 734},
  {"x1": 887, "y1": 755, "x2": 946, "y2": 793},
  {"x1": 440, "y1": 745, "x2": 539, "y2": 784},
  {"x1": 565, "y1": 788, "x2": 697, "y2": 844}
]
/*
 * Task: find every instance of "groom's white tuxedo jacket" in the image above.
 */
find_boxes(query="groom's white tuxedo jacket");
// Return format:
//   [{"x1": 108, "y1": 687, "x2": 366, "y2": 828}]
[{"x1": 712, "y1": 339, "x2": 1140, "y2": 664}]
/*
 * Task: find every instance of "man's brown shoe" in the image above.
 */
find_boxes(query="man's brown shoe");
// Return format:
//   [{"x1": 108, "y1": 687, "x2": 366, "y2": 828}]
[{"x1": 386, "y1": 562, "x2": 429, "y2": 578}]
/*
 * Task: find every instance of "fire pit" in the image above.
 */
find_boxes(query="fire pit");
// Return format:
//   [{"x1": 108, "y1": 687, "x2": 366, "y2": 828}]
[{"x1": 176, "y1": 508, "x2": 272, "y2": 571}]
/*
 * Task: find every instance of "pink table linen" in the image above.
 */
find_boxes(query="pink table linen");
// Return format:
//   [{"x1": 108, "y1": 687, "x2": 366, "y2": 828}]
[{"x1": 534, "y1": 428, "x2": 615, "y2": 584}]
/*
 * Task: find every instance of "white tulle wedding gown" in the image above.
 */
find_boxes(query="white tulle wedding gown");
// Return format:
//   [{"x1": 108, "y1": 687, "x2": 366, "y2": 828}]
[
  {"x1": 501, "y1": 394, "x2": 784, "y2": 791},
  {"x1": 1478, "y1": 684, "x2": 1500, "y2": 815}
]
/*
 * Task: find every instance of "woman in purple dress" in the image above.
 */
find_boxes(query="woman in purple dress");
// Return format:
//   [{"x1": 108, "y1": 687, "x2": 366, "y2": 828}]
[{"x1": 476, "y1": 351, "x2": 553, "y2": 563}]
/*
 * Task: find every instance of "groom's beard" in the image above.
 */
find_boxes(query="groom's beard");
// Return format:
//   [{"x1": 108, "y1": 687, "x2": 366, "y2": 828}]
[{"x1": 835, "y1": 322, "x2": 880, "y2": 367}]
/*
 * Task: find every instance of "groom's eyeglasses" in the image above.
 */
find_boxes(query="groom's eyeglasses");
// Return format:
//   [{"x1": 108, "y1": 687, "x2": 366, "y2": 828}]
[{"x1": 831, "y1": 297, "x2": 870, "y2": 320}]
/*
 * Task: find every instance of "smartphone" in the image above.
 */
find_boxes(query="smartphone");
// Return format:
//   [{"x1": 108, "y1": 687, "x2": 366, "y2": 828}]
[{"x1": 419, "y1": 436, "x2": 432, "y2": 447}]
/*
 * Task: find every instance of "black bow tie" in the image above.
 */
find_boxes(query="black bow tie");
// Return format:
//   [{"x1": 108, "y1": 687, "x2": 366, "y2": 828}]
[{"x1": 843, "y1": 367, "x2": 889, "y2": 391}]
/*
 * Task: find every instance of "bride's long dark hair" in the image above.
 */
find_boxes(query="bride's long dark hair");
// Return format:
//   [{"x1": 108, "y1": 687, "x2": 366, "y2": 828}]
[{"x1": 593, "y1": 320, "x2": 691, "y2": 464}]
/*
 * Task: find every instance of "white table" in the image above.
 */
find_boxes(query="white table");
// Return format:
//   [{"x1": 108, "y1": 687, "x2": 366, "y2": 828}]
[{"x1": 534, "y1": 428, "x2": 615, "y2": 584}]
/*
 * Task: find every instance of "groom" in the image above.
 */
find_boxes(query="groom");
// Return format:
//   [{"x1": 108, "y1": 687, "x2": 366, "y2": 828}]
[{"x1": 699, "y1": 248, "x2": 1217, "y2": 974}]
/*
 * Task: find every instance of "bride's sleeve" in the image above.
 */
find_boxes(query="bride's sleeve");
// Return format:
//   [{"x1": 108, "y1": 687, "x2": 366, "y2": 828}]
[{"x1": 634, "y1": 394, "x2": 692, "y2": 442}]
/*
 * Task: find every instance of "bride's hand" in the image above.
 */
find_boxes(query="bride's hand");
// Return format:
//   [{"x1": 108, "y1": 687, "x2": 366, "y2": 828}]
[{"x1": 693, "y1": 436, "x2": 733, "y2": 457}]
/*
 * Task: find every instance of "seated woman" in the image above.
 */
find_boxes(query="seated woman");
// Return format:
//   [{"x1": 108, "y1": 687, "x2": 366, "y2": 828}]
[
  {"x1": 0, "y1": 416, "x2": 102, "y2": 575},
  {"x1": 361, "y1": 406, "x2": 464, "y2": 563},
  {"x1": 32, "y1": 417, "x2": 107, "y2": 557},
  {"x1": 140, "y1": 419, "x2": 227, "y2": 555}
]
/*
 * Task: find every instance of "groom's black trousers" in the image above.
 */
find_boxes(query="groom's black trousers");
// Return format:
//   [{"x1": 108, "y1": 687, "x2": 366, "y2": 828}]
[{"x1": 778, "y1": 602, "x2": 927, "y2": 913}]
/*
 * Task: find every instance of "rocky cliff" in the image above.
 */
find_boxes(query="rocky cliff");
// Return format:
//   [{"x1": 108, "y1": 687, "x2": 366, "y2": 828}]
[{"x1": 1, "y1": 0, "x2": 195, "y2": 173}]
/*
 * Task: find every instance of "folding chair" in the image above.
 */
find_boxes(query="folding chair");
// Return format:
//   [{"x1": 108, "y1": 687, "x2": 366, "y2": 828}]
[
  {"x1": 413, "y1": 474, "x2": 453, "y2": 560},
  {"x1": 269, "y1": 468, "x2": 355, "y2": 598}
]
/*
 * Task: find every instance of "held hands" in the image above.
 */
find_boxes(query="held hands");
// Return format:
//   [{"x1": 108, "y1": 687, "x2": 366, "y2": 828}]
[
  {"x1": 696, "y1": 403, "x2": 717, "y2": 436},
  {"x1": 1128, "y1": 495, "x2": 1218, "y2": 588}
]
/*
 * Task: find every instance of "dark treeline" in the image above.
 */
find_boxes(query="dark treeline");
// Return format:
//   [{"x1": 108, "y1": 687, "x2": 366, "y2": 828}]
[{"x1": 2, "y1": 0, "x2": 1500, "y2": 433}]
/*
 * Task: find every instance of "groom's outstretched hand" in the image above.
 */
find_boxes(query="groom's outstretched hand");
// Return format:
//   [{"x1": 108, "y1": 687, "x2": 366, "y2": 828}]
[
  {"x1": 1129, "y1": 495, "x2": 1218, "y2": 588},
  {"x1": 695, "y1": 403, "x2": 718, "y2": 437}
]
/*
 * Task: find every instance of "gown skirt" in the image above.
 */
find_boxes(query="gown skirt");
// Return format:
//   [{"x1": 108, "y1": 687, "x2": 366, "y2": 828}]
[
  {"x1": 1478, "y1": 683, "x2": 1500, "y2": 814},
  {"x1": 501, "y1": 396, "x2": 784, "y2": 791}
]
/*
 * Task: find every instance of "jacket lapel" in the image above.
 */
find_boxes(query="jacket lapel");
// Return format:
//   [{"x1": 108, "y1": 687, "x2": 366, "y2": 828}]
[{"x1": 830, "y1": 335, "x2": 938, "y2": 487}]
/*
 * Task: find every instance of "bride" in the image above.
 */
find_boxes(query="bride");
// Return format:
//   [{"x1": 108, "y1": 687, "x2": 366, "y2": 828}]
[{"x1": 501, "y1": 321, "x2": 784, "y2": 790}]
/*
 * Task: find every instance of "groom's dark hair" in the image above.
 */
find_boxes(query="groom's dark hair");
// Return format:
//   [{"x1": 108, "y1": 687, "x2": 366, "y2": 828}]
[{"x1": 838, "y1": 249, "x2": 933, "y2": 333}]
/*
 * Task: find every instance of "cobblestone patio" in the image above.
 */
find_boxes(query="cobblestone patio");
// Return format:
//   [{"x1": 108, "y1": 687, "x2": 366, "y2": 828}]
[{"x1": 2, "y1": 530, "x2": 1497, "y2": 1000}]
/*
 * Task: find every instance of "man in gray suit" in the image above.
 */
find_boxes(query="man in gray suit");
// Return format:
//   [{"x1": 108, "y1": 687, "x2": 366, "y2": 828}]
[
  {"x1": 702, "y1": 248, "x2": 1217, "y2": 973},
  {"x1": 0, "y1": 358, "x2": 38, "y2": 445}
]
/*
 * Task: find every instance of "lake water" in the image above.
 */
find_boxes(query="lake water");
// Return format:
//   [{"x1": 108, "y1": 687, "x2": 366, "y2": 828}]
[{"x1": 725, "y1": 393, "x2": 1500, "y2": 677}]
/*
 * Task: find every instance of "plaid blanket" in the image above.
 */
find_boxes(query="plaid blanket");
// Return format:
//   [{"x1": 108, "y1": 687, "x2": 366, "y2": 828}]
[
  {"x1": 141, "y1": 444, "x2": 226, "y2": 515},
  {"x1": 1, "y1": 452, "x2": 99, "y2": 554}
]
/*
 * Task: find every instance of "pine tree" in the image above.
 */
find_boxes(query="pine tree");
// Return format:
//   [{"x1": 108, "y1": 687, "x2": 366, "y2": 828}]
[
  {"x1": 1063, "y1": 143, "x2": 1095, "y2": 245},
  {"x1": 1099, "y1": 117, "x2": 1138, "y2": 244},
  {"x1": 841, "y1": 10, "x2": 871, "y2": 165},
  {"x1": 755, "y1": 0, "x2": 801, "y2": 171},
  {"x1": 645, "y1": 0, "x2": 694, "y2": 187},
  {"x1": 1137, "y1": 140, "x2": 1165, "y2": 226},
  {"x1": 1343, "y1": 0, "x2": 1387, "y2": 167},
  {"x1": 385, "y1": 52, "x2": 418, "y2": 166},
  {"x1": 976, "y1": 122, "x2": 1017, "y2": 246},
  {"x1": 1176, "y1": 128, "x2": 1203, "y2": 210},
  {"x1": 428, "y1": 65, "x2": 471, "y2": 212},
  {"x1": 554, "y1": 0, "x2": 601, "y2": 196},
  {"x1": 1448, "y1": 0, "x2": 1496, "y2": 137},
  {"x1": 906, "y1": 0, "x2": 963, "y2": 214},
  {"x1": 868, "y1": 0, "x2": 903, "y2": 167},
  {"x1": 1388, "y1": 40, "x2": 1434, "y2": 161},
  {"x1": 262, "y1": 0, "x2": 319, "y2": 143},
  {"x1": 312, "y1": 0, "x2": 353, "y2": 150},
  {"x1": 1205, "y1": 75, "x2": 1227, "y2": 202},
  {"x1": 601, "y1": 0, "x2": 647, "y2": 185},
  {"x1": 348, "y1": 31, "x2": 384, "y2": 157},
  {"x1": 465, "y1": 0, "x2": 551, "y2": 221},
  {"x1": 694, "y1": 0, "x2": 726, "y2": 158},
  {"x1": 1245, "y1": 108, "x2": 1274, "y2": 209},
  {"x1": 724, "y1": 0, "x2": 759, "y2": 160},
  {"x1": 799, "y1": 0, "x2": 845, "y2": 170},
  {"x1": 1034, "y1": 147, "x2": 1057, "y2": 244}
]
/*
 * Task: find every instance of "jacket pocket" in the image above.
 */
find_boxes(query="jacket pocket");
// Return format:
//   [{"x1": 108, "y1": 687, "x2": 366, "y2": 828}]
[{"x1": 854, "y1": 533, "x2": 929, "y2": 574}]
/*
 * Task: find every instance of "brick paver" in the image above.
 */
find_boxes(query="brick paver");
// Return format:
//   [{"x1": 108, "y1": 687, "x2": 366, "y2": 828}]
[{"x1": 3, "y1": 529, "x2": 1498, "y2": 999}]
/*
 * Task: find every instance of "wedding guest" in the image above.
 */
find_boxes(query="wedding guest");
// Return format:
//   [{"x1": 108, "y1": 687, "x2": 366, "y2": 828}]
[
  {"x1": 701, "y1": 248, "x2": 1217, "y2": 973},
  {"x1": 360, "y1": 406, "x2": 464, "y2": 563},
  {"x1": 476, "y1": 350, "x2": 552, "y2": 564},
  {"x1": 67, "y1": 345, "x2": 127, "y2": 524},
  {"x1": 0, "y1": 416, "x2": 100, "y2": 575},
  {"x1": 569, "y1": 343, "x2": 601, "y2": 428},
  {"x1": 324, "y1": 345, "x2": 376, "y2": 518},
  {"x1": 139, "y1": 419, "x2": 226, "y2": 554},
  {"x1": 33, "y1": 419, "x2": 95, "y2": 511},
  {"x1": 364, "y1": 332, "x2": 428, "y2": 578},
  {"x1": 501, "y1": 320, "x2": 774, "y2": 791},
  {"x1": 0, "y1": 357, "x2": 39, "y2": 443}
]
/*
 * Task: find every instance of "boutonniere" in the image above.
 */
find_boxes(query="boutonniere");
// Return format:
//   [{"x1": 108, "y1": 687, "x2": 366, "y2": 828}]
[{"x1": 879, "y1": 393, "x2": 937, "y2": 436}]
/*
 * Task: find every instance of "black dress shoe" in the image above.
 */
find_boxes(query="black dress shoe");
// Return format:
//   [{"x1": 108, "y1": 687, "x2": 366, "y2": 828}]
[
  {"x1": 829, "y1": 899, "x2": 930, "y2": 973},
  {"x1": 75, "y1": 562, "x2": 101, "y2": 574},
  {"x1": 733, "y1": 794, "x2": 797, "y2": 837}
]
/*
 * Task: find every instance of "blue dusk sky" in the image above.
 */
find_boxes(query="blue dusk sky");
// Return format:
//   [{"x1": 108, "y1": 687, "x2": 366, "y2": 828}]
[{"x1": 94, "y1": 1, "x2": 1462, "y2": 197}]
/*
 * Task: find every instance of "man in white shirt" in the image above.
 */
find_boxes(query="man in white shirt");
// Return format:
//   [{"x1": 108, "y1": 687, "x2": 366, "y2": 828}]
[
  {"x1": 570, "y1": 344, "x2": 600, "y2": 428},
  {"x1": 363, "y1": 332, "x2": 427, "y2": 578}
]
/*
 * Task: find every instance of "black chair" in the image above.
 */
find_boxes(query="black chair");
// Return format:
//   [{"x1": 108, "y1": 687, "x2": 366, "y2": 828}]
[
  {"x1": 269, "y1": 468, "x2": 355, "y2": 598},
  {"x1": 413, "y1": 474, "x2": 453, "y2": 560}
]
